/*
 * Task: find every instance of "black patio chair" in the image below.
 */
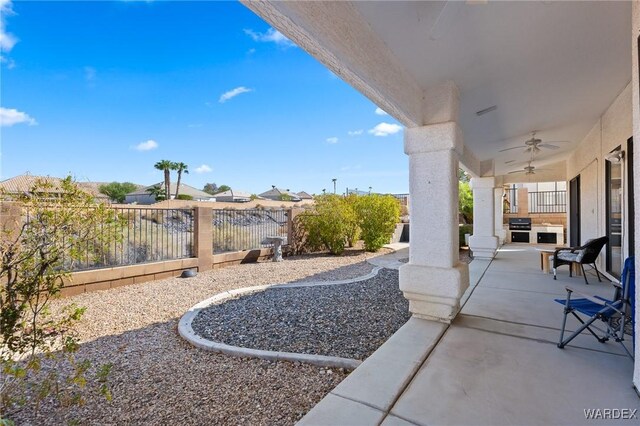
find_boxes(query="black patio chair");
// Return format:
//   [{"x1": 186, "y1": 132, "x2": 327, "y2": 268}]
[{"x1": 552, "y1": 236, "x2": 608, "y2": 284}]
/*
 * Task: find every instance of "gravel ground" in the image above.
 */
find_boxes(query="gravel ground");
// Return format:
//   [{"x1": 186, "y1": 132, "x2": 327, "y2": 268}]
[
  {"x1": 9, "y1": 248, "x2": 388, "y2": 425},
  {"x1": 192, "y1": 269, "x2": 409, "y2": 360}
]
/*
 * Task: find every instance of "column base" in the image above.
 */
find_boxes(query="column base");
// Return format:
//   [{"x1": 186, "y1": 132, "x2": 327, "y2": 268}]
[
  {"x1": 469, "y1": 235, "x2": 499, "y2": 258},
  {"x1": 496, "y1": 229, "x2": 507, "y2": 245},
  {"x1": 399, "y1": 262, "x2": 470, "y2": 323}
]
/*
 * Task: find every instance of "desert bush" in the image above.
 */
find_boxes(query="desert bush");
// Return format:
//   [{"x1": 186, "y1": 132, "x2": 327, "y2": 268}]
[
  {"x1": 459, "y1": 224, "x2": 473, "y2": 247},
  {"x1": 1, "y1": 177, "x2": 116, "y2": 423},
  {"x1": 212, "y1": 225, "x2": 256, "y2": 253},
  {"x1": 175, "y1": 194, "x2": 193, "y2": 200},
  {"x1": 343, "y1": 194, "x2": 360, "y2": 247},
  {"x1": 354, "y1": 194, "x2": 401, "y2": 252},
  {"x1": 297, "y1": 194, "x2": 356, "y2": 255},
  {"x1": 459, "y1": 181, "x2": 473, "y2": 224}
]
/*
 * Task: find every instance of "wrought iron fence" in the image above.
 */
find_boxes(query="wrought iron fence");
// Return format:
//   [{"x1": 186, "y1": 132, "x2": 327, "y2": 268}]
[
  {"x1": 212, "y1": 208, "x2": 288, "y2": 254},
  {"x1": 528, "y1": 190, "x2": 566, "y2": 213},
  {"x1": 391, "y1": 193, "x2": 410, "y2": 206},
  {"x1": 504, "y1": 188, "x2": 518, "y2": 214},
  {"x1": 21, "y1": 207, "x2": 195, "y2": 272}
]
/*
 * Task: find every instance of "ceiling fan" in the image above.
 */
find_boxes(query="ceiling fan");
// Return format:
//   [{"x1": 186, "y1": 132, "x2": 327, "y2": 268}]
[
  {"x1": 508, "y1": 161, "x2": 549, "y2": 175},
  {"x1": 499, "y1": 132, "x2": 570, "y2": 154}
]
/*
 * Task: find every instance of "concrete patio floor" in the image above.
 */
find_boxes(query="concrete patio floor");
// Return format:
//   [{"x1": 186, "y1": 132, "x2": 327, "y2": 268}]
[{"x1": 300, "y1": 244, "x2": 639, "y2": 425}]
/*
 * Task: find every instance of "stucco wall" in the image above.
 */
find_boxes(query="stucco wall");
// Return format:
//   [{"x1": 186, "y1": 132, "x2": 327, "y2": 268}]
[{"x1": 566, "y1": 83, "x2": 632, "y2": 271}]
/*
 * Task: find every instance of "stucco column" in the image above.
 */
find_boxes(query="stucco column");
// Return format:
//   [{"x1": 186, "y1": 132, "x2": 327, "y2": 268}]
[
  {"x1": 399, "y1": 123, "x2": 470, "y2": 323},
  {"x1": 469, "y1": 177, "x2": 499, "y2": 258},
  {"x1": 494, "y1": 187, "x2": 506, "y2": 244}
]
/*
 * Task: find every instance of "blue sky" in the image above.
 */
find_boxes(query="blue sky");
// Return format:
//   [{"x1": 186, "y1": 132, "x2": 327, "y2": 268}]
[{"x1": 0, "y1": 0, "x2": 408, "y2": 195}]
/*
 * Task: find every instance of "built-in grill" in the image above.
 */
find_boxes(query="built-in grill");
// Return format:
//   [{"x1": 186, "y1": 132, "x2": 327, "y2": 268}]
[
  {"x1": 508, "y1": 218, "x2": 532, "y2": 231},
  {"x1": 509, "y1": 218, "x2": 532, "y2": 243}
]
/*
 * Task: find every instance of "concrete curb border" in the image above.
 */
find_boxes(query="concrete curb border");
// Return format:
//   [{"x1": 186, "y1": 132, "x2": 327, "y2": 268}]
[{"x1": 178, "y1": 266, "x2": 384, "y2": 370}]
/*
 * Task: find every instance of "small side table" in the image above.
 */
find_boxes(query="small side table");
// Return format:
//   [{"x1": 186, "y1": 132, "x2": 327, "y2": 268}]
[
  {"x1": 537, "y1": 248, "x2": 582, "y2": 276},
  {"x1": 538, "y1": 249, "x2": 555, "y2": 274},
  {"x1": 265, "y1": 236, "x2": 286, "y2": 262}
]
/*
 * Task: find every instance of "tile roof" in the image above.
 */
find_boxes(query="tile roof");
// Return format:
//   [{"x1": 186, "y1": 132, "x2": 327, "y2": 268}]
[{"x1": 127, "y1": 182, "x2": 214, "y2": 199}]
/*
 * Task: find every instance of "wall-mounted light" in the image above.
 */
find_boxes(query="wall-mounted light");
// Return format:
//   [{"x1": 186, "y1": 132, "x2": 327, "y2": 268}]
[{"x1": 605, "y1": 150, "x2": 624, "y2": 163}]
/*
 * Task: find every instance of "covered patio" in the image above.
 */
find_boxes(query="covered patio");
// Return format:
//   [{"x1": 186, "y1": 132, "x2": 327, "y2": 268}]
[
  {"x1": 301, "y1": 245, "x2": 638, "y2": 424},
  {"x1": 240, "y1": 1, "x2": 640, "y2": 423}
]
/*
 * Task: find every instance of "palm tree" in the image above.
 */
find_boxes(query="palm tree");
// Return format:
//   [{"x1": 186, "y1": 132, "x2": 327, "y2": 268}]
[
  {"x1": 173, "y1": 162, "x2": 189, "y2": 198},
  {"x1": 146, "y1": 184, "x2": 166, "y2": 202},
  {"x1": 154, "y1": 160, "x2": 173, "y2": 200}
]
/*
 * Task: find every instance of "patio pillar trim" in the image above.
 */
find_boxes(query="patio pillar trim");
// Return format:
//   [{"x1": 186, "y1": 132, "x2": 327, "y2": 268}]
[
  {"x1": 400, "y1": 118, "x2": 469, "y2": 323},
  {"x1": 469, "y1": 177, "x2": 499, "y2": 258}
]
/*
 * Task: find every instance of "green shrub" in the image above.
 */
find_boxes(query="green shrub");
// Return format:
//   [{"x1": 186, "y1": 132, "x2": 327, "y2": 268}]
[
  {"x1": 297, "y1": 194, "x2": 355, "y2": 255},
  {"x1": 459, "y1": 224, "x2": 473, "y2": 247},
  {"x1": 459, "y1": 181, "x2": 473, "y2": 224},
  {"x1": 176, "y1": 194, "x2": 193, "y2": 200},
  {"x1": 354, "y1": 194, "x2": 401, "y2": 252}
]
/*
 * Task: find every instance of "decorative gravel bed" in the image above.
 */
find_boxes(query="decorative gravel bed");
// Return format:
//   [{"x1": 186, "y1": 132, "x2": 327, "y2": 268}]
[
  {"x1": 9, "y1": 249, "x2": 386, "y2": 425},
  {"x1": 191, "y1": 269, "x2": 410, "y2": 360}
]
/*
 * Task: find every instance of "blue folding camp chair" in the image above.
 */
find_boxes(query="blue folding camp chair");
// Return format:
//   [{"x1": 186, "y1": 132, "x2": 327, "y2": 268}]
[{"x1": 555, "y1": 257, "x2": 635, "y2": 359}]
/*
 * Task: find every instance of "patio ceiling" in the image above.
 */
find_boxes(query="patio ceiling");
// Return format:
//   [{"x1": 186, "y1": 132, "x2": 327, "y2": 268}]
[{"x1": 242, "y1": 1, "x2": 631, "y2": 177}]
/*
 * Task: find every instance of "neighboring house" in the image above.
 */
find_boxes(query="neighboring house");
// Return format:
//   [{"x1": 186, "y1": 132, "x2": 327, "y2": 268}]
[
  {"x1": 125, "y1": 182, "x2": 216, "y2": 204},
  {"x1": 296, "y1": 191, "x2": 314, "y2": 200},
  {"x1": 214, "y1": 189, "x2": 252, "y2": 203},
  {"x1": 0, "y1": 174, "x2": 109, "y2": 202},
  {"x1": 258, "y1": 187, "x2": 302, "y2": 202}
]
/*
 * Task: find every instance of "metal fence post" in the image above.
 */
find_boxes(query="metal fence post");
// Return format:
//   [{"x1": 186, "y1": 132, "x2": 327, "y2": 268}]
[{"x1": 194, "y1": 207, "x2": 213, "y2": 271}]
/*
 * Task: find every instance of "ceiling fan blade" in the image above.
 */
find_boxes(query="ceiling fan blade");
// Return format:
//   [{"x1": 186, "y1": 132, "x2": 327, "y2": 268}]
[
  {"x1": 539, "y1": 144, "x2": 560, "y2": 150},
  {"x1": 499, "y1": 146, "x2": 525, "y2": 152},
  {"x1": 508, "y1": 170, "x2": 525, "y2": 174}
]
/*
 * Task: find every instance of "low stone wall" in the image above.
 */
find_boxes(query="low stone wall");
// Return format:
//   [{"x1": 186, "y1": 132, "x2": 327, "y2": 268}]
[
  {"x1": 212, "y1": 248, "x2": 274, "y2": 269},
  {"x1": 61, "y1": 248, "x2": 276, "y2": 297},
  {"x1": 61, "y1": 258, "x2": 200, "y2": 297}
]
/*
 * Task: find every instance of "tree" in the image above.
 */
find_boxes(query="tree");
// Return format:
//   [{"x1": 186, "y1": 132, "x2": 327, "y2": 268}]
[
  {"x1": 215, "y1": 185, "x2": 231, "y2": 194},
  {"x1": 1, "y1": 177, "x2": 117, "y2": 421},
  {"x1": 146, "y1": 184, "x2": 166, "y2": 202},
  {"x1": 458, "y1": 168, "x2": 470, "y2": 183},
  {"x1": 459, "y1": 181, "x2": 473, "y2": 224},
  {"x1": 173, "y1": 162, "x2": 188, "y2": 198},
  {"x1": 154, "y1": 160, "x2": 173, "y2": 200},
  {"x1": 203, "y1": 183, "x2": 218, "y2": 195},
  {"x1": 98, "y1": 182, "x2": 138, "y2": 204}
]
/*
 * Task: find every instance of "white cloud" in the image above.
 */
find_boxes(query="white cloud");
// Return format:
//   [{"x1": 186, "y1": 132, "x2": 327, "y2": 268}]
[
  {"x1": 84, "y1": 66, "x2": 96, "y2": 82},
  {"x1": 0, "y1": 55, "x2": 15, "y2": 69},
  {"x1": 247, "y1": 48, "x2": 256, "y2": 55},
  {"x1": 0, "y1": 0, "x2": 17, "y2": 53},
  {"x1": 326, "y1": 137, "x2": 339, "y2": 144},
  {"x1": 243, "y1": 28, "x2": 294, "y2": 47},
  {"x1": 195, "y1": 164, "x2": 212, "y2": 174},
  {"x1": 219, "y1": 86, "x2": 253, "y2": 103},
  {"x1": 347, "y1": 129, "x2": 363, "y2": 136},
  {"x1": 375, "y1": 107, "x2": 388, "y2": 116},
  {"x1": 133, "y1": 139, "x2": 158, "y2": 151},
  {"x1": 0, "y1": 107, "x2": 36, "y2": 127},
  {"x1": 368, "y1": 122, "x2": 403, "y2": 137}
]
